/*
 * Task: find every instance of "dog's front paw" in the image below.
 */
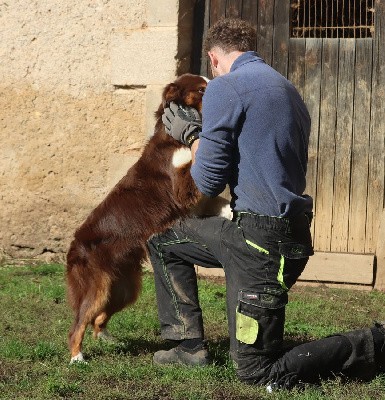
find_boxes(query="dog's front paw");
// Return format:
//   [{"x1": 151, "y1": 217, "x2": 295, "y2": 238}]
[
  {"x1": 70, "y1": 352, "x2": 87, "y2": 364},
  {"x1": 220, "y1": 204, "x2": 233, "y2": 220}
]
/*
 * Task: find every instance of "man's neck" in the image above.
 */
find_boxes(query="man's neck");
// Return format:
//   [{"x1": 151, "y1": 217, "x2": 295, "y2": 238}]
[
  {"x1": 210, "y1": 47, "x2": 245, "y2": 76},
  {"x1": 219, "y1": 50, "x2": 244, "y2": 75},
  {"x1": 225, "y1": 50, "x2": 244, "y2": 70}
]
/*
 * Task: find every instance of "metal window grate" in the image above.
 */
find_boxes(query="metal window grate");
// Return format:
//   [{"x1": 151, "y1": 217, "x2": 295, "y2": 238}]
[{"x1": 291, "y1": 0, "x2": 375, "y2": 38}]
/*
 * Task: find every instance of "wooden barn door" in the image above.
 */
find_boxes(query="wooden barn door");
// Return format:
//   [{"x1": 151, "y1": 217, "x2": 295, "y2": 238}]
[
  {"x1": 193, "y1": 0, "x2": 385, "y2": 286},
  {"x1": 288, "y1": 1, "x2": 384, "y2": 258}
]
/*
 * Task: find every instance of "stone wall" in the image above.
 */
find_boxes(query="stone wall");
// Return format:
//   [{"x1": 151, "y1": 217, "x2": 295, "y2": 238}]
[{"x1": 0, "y1": 0, "x2": 195, "y2": 263}]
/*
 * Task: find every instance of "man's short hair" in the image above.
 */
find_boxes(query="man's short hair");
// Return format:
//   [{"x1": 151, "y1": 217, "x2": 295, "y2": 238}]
[{"x1": 204, "y1": 18, "x2": 257, "y2": 54}]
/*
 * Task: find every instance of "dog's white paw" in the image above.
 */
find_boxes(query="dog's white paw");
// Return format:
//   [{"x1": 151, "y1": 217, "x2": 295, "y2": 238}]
[
  {"x1": 70, "y1": 352, "x2": 87, "y2": 364},
  {"x1": 220, "y1": 204, "x2": 233, "y2": 220}
]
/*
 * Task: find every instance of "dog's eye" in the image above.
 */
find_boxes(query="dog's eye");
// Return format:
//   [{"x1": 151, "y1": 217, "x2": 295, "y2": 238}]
[{"x1": 198, "y1": 87, "x2": 205, "y2": 94}]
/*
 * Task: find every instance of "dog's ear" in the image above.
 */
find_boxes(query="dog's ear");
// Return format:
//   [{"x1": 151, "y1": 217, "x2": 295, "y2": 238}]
[
  {"x1": 155, "y1": 83, "x2": 180, "y2": 121},
  {"x1": 162, "y1": 83, "x2": 181, "y2": 107}
]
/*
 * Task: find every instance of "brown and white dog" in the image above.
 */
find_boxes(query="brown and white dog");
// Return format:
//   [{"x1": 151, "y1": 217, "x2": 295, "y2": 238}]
[{"x1": 66, "y1": 74, "x2": 230, "y2": 363}]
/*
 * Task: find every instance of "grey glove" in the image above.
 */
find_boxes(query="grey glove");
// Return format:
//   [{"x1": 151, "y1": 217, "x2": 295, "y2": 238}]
[{"x1": 162, "y1": 102, "x2": 202, "y2": 147}]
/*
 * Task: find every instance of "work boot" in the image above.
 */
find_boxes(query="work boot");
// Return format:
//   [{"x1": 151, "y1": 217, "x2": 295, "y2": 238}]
[
  {"x1": 373, "y1": 321, "x2": 385, "y2": 334},
  {"x1": 372, "y1": 321, "x2": 385, "y2": 372},
  {"x1": 153, "y1": 342, "x2": 209, "y2": 366}
]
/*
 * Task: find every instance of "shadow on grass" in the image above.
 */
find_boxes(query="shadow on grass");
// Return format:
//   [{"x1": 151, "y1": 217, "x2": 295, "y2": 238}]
[
  {"x1": 85, "y1": 333, "x2": 312, "y2": 366},
  {"x1": 85, "y1": 336, "x2": 233, "y2": 365},
  {"x1": 84, "y1": 339, "x2": 159, "y2": 362}
]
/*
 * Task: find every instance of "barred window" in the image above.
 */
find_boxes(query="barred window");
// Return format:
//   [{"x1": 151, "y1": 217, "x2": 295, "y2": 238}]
[{"x1": 291, "y1": 0, "x2": 375, "y2": 38}]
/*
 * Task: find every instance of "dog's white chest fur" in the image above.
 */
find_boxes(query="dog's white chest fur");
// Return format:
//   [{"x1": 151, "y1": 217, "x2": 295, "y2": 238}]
[{"x1": 172, "y1": 147, "x2": 192, "y2": 168}]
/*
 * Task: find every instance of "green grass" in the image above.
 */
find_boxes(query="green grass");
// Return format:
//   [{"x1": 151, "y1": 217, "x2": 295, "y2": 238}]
[{"x1": 1, "y1": 263, "x2": 385, "y2": 399}]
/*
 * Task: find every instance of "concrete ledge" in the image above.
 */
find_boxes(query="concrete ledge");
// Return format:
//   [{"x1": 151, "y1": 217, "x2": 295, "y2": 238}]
[
  {"x1": 196, "y1": 251, "x2": 375, "y2": 287},
  {"x1": 295, "y1": 281, "x2": 372, "y2": 291},
  {"x1": 301, "y1": 252, "x2": 374, "y2": 285},
  {"x1": 196, "y1": 266, "x2": 225, "y2": 278}
]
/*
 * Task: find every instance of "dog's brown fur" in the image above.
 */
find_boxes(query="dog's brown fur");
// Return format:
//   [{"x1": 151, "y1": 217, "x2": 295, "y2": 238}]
[{"x1": 66, "y1": 74, "x2": 207, "y2": 362}]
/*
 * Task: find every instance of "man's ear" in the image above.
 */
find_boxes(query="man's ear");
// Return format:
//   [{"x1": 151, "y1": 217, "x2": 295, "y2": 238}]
[
  {"x1": 162, "y1": 83, "x2": 181, "y2": 107},
  {"x1": 208, "y1": 51, "x2": 218, "y2": 69}
]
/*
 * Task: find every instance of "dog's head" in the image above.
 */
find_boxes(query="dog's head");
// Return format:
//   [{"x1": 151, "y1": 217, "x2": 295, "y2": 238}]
[{"x1": 155, "y1": 74, "x2": 208, "y2": 122}]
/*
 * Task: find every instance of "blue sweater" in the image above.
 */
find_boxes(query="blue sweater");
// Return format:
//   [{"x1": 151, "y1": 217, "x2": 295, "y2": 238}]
[{"x1": 191, "y1": 51, "x2": 313, "y2": 217}]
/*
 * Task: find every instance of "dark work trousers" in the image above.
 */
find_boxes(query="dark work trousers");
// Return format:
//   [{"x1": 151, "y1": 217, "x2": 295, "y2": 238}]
[{"x1": 147, "y1": 212, "x2": 377, "y2": 387}]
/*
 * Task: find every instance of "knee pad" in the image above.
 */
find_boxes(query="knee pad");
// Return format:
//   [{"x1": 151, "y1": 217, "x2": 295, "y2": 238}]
[{"x1": 147, "y1": 229, "x2": 176, "y2": 256}]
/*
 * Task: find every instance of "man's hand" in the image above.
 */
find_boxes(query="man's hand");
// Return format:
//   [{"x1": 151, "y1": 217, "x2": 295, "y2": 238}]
[{"x1": 162, "y1": 102, "x2": 202, "y2": 147}]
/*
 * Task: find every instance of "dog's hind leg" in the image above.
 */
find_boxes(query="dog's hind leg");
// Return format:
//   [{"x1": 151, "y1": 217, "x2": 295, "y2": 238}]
[
  {"x1": 69, "y1": 317, "x2": 89, "y2": 364},
  {"x1": 69, "y1": 288, "x2": 109, "y2": 363},
  {"x1": 92, "y1": 311, "x2": 117, "y2": 343}
]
